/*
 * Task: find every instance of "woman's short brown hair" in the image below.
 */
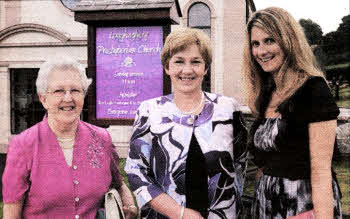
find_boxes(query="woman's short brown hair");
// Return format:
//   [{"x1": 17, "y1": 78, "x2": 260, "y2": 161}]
[{"x1": 161, "y1": 27, "x2": 212, "y2": 70}]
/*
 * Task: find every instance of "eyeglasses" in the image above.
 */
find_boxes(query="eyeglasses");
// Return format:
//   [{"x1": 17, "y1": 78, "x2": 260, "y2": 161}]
[{"x1": 47, "y1": 89, "x2": 84, "y2": 98}]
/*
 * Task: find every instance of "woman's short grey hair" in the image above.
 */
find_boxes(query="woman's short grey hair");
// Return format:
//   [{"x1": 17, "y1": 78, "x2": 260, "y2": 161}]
[{"x1": 36, "y1": 57, "x2": 92, "y2": 95}]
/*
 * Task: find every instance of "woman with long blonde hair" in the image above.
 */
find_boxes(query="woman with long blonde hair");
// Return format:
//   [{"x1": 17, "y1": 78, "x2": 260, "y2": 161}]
[{"x1": 242, "y1": 7, "x2": 342, "y2": 219}]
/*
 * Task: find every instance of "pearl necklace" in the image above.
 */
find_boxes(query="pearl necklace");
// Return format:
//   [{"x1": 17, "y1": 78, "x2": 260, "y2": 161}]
[
  {"x1": 57, "y1": 137, "x2": 75, "y2": 149},
  {"x1": 177, "y1": 92, "x2": 205, "y2": 115},
  {"x1": 57, "y1": 137, "x2": 74, "y2": 143}
]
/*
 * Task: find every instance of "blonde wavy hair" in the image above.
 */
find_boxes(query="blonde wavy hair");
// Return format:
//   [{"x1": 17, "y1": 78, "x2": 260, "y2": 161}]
[{"x1": 242, "y1": 7, "x2": 324, "y2": 116}]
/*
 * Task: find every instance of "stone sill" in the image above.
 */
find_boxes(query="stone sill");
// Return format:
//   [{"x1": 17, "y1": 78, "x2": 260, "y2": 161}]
[{"x1": 338, "y1": 108, "x2": 350, "y2": 121}]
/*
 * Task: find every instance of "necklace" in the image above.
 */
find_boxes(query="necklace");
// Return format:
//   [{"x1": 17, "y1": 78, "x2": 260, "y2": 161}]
[
  {"x1": 57, "y1": 137, "x2": 75, "y2": 149},
  {"x1": 57, "y1": 137, "x2": 74, "y2": 143},
  {"x1": 177, "y1": 92, "x2": 205, "y2": 115}
]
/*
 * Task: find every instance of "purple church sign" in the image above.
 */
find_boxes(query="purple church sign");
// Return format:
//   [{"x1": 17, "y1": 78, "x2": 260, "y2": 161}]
[{"x1": 96, "y1": 26, "x2": 163, "y2": 119}]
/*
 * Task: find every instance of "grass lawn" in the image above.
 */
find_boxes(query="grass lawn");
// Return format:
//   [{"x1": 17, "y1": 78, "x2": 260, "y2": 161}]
[
  {"x1": 119, "y1": 158, "x2": 129, "y2": 187},
  {"x1": 335, "y1": 82, "x2": 350, "y2": 108},
  {"x1": 243, "y1": 169, "x2": 256, "y2": 198}
]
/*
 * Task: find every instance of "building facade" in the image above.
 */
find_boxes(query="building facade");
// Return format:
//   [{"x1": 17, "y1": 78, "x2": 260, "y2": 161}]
[{"x1": 0, "y1": 0, "x2": 255, "y2": 157}]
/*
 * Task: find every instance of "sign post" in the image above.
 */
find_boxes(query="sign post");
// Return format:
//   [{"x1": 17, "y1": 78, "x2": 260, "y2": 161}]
[{"x1": 74, "y1": 0, "x2": 182, "y2": 126}]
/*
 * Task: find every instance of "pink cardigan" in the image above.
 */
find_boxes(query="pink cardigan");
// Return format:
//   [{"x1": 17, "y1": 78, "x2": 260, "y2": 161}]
[{"x1": 2, "y1": 117, "x2": 123, "y2": 218}]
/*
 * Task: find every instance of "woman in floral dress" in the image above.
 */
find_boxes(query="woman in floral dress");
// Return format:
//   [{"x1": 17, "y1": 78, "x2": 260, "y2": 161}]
[{"x1": 125, "y1": 28, "x2": 248, "y2": 219}]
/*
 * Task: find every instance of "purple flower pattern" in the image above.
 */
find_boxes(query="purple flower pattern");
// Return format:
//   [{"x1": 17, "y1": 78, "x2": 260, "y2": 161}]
[
  {"x1": 87, "y1": 130, "x2": 105, "y2": 168},
  {"x1": 125, "y1": 92, "x2": 248, "y2": 218}
]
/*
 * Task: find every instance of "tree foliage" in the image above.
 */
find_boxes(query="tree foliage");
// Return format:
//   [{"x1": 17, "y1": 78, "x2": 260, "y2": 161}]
[
  {"x1": 299, "y1": 18, "x2": 323, "y2": 45},
  {"x1": 337, "y1": 15, "x2": 350, "y2": 34},
  {"x1": 337, "y1": 15, "x2": 350, "y2": 52},
  {"x1": 321, "y1": 15, "x2": 350, "y2": 66},
  {"x1": 318, "y1": 15, "x2": 350, "y2": 99}
]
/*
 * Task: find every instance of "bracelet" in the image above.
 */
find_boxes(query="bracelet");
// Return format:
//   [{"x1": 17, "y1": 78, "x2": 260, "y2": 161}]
[
  {"x1": 127, "y1": 204, "x2": 137, "y2": 210},
  {"x1": 179, "y1": 206, "x2": 185, "y2": 219}
]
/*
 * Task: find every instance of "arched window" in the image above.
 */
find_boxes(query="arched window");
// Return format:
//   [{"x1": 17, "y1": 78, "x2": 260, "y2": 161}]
[
  {"x1": 188, "y1": 2, "x2": 211, "y2": 92},
  {"x1": 188, "y1": 3, "x2": 211, "y2": 36}
]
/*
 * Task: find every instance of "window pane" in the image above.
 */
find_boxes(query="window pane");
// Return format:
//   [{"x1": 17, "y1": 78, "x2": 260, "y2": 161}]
[
  {"x1": 188, "y1": 2, "x2": 211, "y2": 92},
  {"x1": 10, "y1": 69, "x2": 45, "y2": 134},
  {"x1": 189, "y1": 3, "x2": 210, "y2": 27},
  {"x1": 202, "y1": 69, "x2": 211, "y2": 92},
  {"x1": 10, "y1": 68, "x2": 89, "y2": 134},
  {"x1": 80, "y1": 68, "x2": 89, "y2": 121}
]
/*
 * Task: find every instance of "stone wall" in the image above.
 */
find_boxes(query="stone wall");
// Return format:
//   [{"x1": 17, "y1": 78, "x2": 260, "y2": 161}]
[{"x1": 336, "y1": 108, "x2": 350, "y2": 154}]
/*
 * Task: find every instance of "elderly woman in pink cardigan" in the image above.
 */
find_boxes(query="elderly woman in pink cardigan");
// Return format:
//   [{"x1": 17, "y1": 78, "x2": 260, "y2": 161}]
[{"x1": 2, "y1": 57, "x2": 137, "y2": 219}]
